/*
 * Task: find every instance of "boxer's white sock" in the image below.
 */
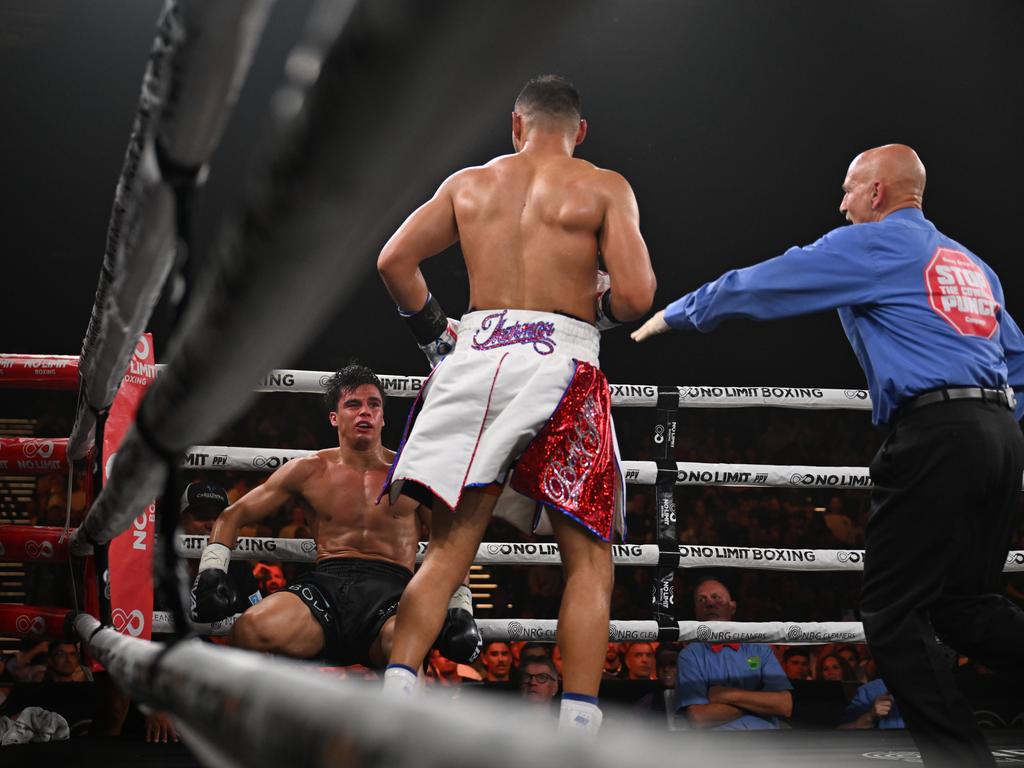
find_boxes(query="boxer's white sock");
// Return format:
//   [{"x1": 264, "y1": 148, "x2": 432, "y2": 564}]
[
  {"x1": 382, "y1": 663, "x2": 418, "y2": 696},
  {"x1": 559, "y1": 692, "x2": 603, "y2": 735}
]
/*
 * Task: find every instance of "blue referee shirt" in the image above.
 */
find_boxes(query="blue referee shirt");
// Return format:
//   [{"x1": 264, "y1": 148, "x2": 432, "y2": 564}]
[
  {"x1": 663, "y1": 208, "x2": 1024, "y2": 425},
  {"x1": 674, "y1": 643, "x2": 792, "y2": 730}
]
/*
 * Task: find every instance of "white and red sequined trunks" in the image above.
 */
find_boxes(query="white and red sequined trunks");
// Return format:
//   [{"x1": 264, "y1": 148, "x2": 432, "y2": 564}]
[{"x1": 382, "y1": 309, "x2": 625, "y2": 541}]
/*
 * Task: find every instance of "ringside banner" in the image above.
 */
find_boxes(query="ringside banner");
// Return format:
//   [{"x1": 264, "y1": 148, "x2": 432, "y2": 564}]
[{"x1": 85, "y1": 335, "x2": 156, "y2": 644}]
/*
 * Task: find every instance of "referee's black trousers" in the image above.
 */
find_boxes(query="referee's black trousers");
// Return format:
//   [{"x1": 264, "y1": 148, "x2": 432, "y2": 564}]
[{"x1": 862, "y1": 399, "x2": 1024, "y2": 767}]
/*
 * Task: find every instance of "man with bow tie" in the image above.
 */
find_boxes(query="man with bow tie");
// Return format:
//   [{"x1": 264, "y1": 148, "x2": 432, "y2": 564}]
[{"x1": 674, "y1": 577, "x2": 792, "y2": 729}]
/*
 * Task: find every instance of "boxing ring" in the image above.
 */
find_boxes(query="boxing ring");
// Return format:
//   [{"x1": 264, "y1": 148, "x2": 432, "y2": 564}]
[
  {"x1": 3, "y1": 1, "x2": 1024, "y2": 766},
  {"x1": 7, "y1": 359, "x2": 1024, "y2": 766}
]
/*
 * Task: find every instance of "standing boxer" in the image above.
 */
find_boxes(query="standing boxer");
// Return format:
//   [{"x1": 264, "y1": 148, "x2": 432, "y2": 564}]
[{"x1": 377, "y1": 74, "x2": 656, "y2": 734}]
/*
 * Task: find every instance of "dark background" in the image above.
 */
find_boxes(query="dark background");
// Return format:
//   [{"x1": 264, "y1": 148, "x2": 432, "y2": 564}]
[{"x1": 2, "y1": 0, "x2": 1022, "y2": 391}]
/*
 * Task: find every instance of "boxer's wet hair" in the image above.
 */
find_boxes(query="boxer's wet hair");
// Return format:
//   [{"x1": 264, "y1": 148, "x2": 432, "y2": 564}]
[
  {"x1": 514, "y1": 74, "x2": 581, "y2": 127},
  {"x1": 323, "y1": 363, "x2": 385, "y2": 412}
]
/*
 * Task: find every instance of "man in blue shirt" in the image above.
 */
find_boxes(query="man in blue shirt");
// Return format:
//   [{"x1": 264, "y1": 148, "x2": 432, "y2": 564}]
[
  {"x1": 634, "y1": 144, "x2": 1024, "y2": 767},
  {"x1": 675, "y1": 577, "x2": 792, "y2": 729},
  {"x1": 839, "y1": 678, "x2": 905, "y2": 730}
]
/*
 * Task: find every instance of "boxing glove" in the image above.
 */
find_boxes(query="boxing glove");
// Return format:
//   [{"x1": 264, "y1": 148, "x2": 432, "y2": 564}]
[
  {"x1": 435, "y1": 585, "x2": 482, "y2": 663},
  {"x1": 190, "y1": 543, "x2": 238, "y2": 622},
  {"x1": 398, "y1": 293, "x2": 459, "y2": 368},
  {"x1": 594, "y1": 270, "x2": 620, "y2": 331}
]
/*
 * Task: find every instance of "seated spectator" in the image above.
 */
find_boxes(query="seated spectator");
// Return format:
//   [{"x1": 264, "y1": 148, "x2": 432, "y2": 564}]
[
  {"x1": 517, "y1": 642, "x2": 552, "y2": 670},
  {"x1": 839, "y1": 678, "x2": 905, "y2": 730},
  {"x1": 602, "y1": 643, "x2": 623, "y2": 679},
  {"x1": 177, "y1": 481, "x2": 261, "y2": 613},
  {"x1": 251, "y1": 562, "x2": 287, "y2": 595},
  {"x1": 277, "y1": 503, "x2": 312, "y2": 539},
  {"x1": 781, "y1": 647, "x2": 812, "y2": 680},
  {"x1": 621, "y1": 642, "x2": 656, "y2": 680},
  {"x1": 834, "y1": 644, "x2": 860, "y2": 672},
  {"x1": 479, "y1": 642, "x2": 513, "y2": 683},
  {"x1": 43, "y1": 641, "x2": 93, "y2": 683},
  {"x1": 816, "y1": 652, "x2": 855, "y2": 683},
  {"x1": 425, "y1": 649, "x2": 482, "y2": 686},
  {"x1": 519, "y1": 656, "x2": 559, "y2": 708},
  {"x1": 833, "y1": 644, "x2": 873, "y2": 683},
  {"x1": 5, "y1": 640, "x2": 48, "y2": 683},
  {"x1": 634, "y1": 644, "x2": 681, "y2": 716},
  {"x1": 655, "y1": 644, "x2": 679, "y2": 690},
  {"x1": 675, "y1": 577, "x2": 792, "y2": 729}
]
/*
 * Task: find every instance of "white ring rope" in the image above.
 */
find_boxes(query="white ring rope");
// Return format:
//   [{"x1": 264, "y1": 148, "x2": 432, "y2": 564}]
[
  {"x1": 79, "y1": 613, "x2": 691, "y2": 768},
  {"x1": 174, "y1": 366, "x2": 875, "y2": 409},
  {"x1": 182, "y1": 444, "x2": 875, "y2": 489},
  {"x1": 150, "y1": 611, "x2": 864, "y2": 644},
  {"x1": 172, "y1": 534, "x2": 1024, "y2": 572}
]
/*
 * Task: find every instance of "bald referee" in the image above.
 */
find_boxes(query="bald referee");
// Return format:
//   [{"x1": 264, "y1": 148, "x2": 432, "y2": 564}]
[{"x1": 633, "y1": 144, "x2": 1024, "y2": 767}]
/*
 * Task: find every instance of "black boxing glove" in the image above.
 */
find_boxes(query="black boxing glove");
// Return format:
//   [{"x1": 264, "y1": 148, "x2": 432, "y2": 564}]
[
  {"x1": 398, "y1": 293, "x2": 459, "y2": 368},
  {"x1": 190, "y1": 543, "x2": 238, "y2": 622},
  {"x1": 435, "y1": 585, "x2": 482, "y2": 663}
]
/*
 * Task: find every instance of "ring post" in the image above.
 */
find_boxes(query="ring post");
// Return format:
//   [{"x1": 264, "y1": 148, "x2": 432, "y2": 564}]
[{"x1": 652, "y1": 387, "x2": 679, "y2": 641}]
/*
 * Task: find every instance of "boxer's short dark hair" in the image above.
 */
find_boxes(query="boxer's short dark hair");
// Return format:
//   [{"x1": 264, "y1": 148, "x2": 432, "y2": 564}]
[
  {"x1": 514, "y1": 74, "x2": 581, "y2": 124},
  {"x1": 323, "y1": 364, "x2": 385, "y2": 412}
]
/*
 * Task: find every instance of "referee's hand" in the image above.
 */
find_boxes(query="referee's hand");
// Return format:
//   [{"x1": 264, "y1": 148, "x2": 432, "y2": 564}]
[{"x1": 630, "y1": 310, "x2": 670, "y2": 342}]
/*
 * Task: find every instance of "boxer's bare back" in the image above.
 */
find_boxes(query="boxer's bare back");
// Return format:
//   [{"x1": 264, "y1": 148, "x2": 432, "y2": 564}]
[{"x1": 380, "y1": 121, "x2": 653, "y2": 324}]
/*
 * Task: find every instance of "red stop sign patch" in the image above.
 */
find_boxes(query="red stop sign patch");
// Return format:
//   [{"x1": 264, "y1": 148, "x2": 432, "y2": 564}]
[{"x1": 924, "y1": 248, "x2": 999, "y2": 338}]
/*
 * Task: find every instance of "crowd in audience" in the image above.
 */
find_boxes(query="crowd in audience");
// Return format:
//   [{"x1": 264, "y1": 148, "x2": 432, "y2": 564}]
[{"x1": 4, "y1": 387, "x2": 1022, "y2": 738}]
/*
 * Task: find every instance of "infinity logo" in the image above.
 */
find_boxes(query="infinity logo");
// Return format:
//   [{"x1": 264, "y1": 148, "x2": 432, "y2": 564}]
[
  {"x1": 24, "y1": 540, "x2": 54, "y2": 559},
  {"x1": 486, "y1": 544, "x2": 501, "y2": 555},
  {"x1": 844, "y1": 390, "x2": 868, "y2": 400},
  {"x1": 654, "y1": 425, "x2": 665, "y2": 444},
  {"x1": 319, "y1": 375, "x2": 332, "y2": 388},
  {"x1": 134, "y1": 336, "x2": 151, "y2": 361},
  {"x1": 251, "y1": 456, "x2": 285, "y2": 468},
  {"x1": 15, "y1": 615, "x2": 46, "y2": 635},
  {"x1": 301, "y1": 540, "x2": 316, "y2": 554},
  {"x1": 22, "y1": 440, "x2": 54, "y2": 458},
  {"x1": 836, "y1": 550, "x2": 863, "y2": 564},
  {"x1": 112, "y1": 608, "x2": 146, "y2": 637}
]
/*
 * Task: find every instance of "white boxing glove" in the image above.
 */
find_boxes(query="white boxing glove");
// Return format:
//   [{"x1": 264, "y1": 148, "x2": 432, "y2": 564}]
[
  {"x1": 418, "y1": 318, "x2": 459, "y2": 368},
  {"x1": 399, "y1": 293, "x2": 459, "y2": 368},
  {"x1": 594, "y1": 269, "x2": 620, "y2": 331}
]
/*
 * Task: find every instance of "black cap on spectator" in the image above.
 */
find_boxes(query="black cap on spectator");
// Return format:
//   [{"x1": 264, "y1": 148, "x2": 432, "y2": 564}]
[
  {"x1": 180, "y1": 482, "x2": 230, "y2": 520},
  {"x1": 656, "y1": 645, "x2": 680, "y2": 666},
  {"x1": 783, "y1": 647, "x2": 811, "y2": 661}
]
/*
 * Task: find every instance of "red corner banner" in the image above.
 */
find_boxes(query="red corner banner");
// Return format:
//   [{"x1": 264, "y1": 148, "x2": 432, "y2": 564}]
[
  {"x1": 85, "y1": 335, "x2": 157, "y2": 642},
  {"x1": 0, "y1": 438, "x2": 69, "y2": 475},
  {"x1": 0, "y1": 354, "x2": 79, "y2": 390}
]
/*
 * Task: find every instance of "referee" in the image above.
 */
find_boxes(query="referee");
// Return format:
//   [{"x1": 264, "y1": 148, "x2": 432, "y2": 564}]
[{"x1": 632, "y1": 144, "x2": 1024, "y2": 767}]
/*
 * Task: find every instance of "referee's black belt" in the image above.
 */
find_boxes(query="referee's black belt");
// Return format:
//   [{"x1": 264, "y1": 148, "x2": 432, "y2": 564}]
[{"x1": 900, "y1": 386, "x2": 1014, "y2": 415}]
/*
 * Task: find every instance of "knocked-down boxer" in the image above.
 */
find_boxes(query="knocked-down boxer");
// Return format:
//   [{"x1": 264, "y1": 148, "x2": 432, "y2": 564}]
[{"x1": 191, "y1": 364, "x2": 481, "y2": 668}]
